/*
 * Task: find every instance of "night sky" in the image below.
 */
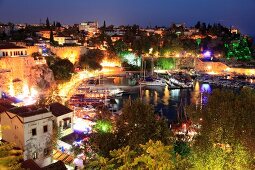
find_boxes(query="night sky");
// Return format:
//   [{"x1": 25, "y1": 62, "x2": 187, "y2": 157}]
[{"x1": 0, "y1": 0, "x2": 255, "y2": 35}]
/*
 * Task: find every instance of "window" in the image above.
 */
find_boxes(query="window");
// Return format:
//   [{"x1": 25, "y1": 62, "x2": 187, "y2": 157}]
[
  {"x1": 10, "y1": 52, "x2": 12, "y2": 56},
  {"x1": 32, "y1": 152, "x2": 38, "y2": 159},
  {"x1": 32, "y1": 128, "x2": 37, "y2": 136},
  {"x1": 21, "y1": 51, "x2": 23, "y2": 55},
  {"x1": 44, "y1": 148, "x2": 49, "y2": 156},
  {"x1": 43, "y1": 125, "x2": 48, "y2": 133}
]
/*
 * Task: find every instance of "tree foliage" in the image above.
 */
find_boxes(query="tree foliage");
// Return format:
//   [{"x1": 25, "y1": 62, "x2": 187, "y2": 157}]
[
  {"x1": 0, "y1": 142, "x2": 23, "y2": 170},
  {"x1": 47, "y1": 57, "x2": 74, "y2": 81},
  {"x1": 90, "y1": 99, "x2": 171, "y2": 157},
  {"x1": 85, "y1": 140, "x2": 179, "y2": 170},
  {"x1": 79, "y1": 49, "x2": 104, "y2": 70},
  {"x1": 187, "y1": 88, "x2": 255, "y2": 169},
  {"x1": 156, "y1": 57, "x2": 176, "y2": 70}
]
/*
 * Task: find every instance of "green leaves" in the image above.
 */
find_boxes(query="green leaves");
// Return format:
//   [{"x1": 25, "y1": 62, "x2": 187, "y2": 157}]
[
  {"x1": 156, "y1": 57, "x2": 176, "y2": 70},
  {"x1": 189, "y1": 89, "x2": 255, "y2": 169},
  {"x1": 48, "y1": 57, "x2": 74, "y2": 81}
]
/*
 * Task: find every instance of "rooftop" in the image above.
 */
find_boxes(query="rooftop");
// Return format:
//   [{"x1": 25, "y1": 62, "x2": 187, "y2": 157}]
[
  {"x1": 0, "y1": 100, "x2": 15, "y2": 112},
  {"x1": 0, "y1": 43, "x2": 26, "y2": 50},
  {"x1": 8, "y1": 105, "x2": 49, "y2": 118},
  {"x1": 21, "y1": 159, "x2": 41, "y2": 170},
  {"x1": 49, "y1": 102, "x2": 73, "y2": 117},
  {"x1": 42, "y1": 161, "x2": 67, "y2": 170}
]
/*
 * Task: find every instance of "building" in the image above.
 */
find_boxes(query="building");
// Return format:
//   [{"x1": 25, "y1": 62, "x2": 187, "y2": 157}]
[
  {"x1": 230, "y1": 27, "x2": 240, "y2": 34},
  {"x1": 0, "y1": 43, "x2": 28, "y2": 57},
  {"x1": 111, "y1": 34, "x2": 124, "y2": 42},
  {"x1": 105, "y1": 27, "x2": 126, "y2": 36},
  {"x1": 78, "y1": 21, "x2": 98, "y2": 36},
  {"x1": 184, "y1": 28, "x2": 199, "y2": 37},
  {"x1": 0, "y1": 105, "x2": 53, "y2": 167},
  {"x1": 0, "y1": 24, "x2": 11, "y2": 35},
  {"x1": 36, "y1": 30, "x2": 56, "y2": 39},
  {"x1": 54, "y1": 36, "x2": 78, "y2": 46},
  {"x1": 49, "y1": 102, "x2": 74, "y2": 137}
]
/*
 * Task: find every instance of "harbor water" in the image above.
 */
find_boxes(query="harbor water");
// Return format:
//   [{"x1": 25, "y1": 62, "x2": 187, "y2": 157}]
[{"x1": 102, "y1": 77, "x2": 212, "y2": 122}]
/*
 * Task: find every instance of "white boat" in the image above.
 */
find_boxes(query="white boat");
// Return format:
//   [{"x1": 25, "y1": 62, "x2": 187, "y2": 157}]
[{"x1": 140, "y1": 78, "x2": 166, "y2": 86}]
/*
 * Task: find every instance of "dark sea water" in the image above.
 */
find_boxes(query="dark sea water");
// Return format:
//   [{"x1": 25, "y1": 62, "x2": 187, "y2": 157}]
[{"x1": 103, "y1": 77, "x2": 211, "y2": 122}]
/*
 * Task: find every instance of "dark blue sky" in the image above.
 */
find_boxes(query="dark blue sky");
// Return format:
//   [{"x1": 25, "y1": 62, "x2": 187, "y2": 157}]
[{"x1": 0, "y1": 0, "x2": 255, "y2": 35}]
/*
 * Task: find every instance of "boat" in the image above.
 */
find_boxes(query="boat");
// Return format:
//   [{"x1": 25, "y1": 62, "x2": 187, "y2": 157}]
[
  {"x1": 168, "y1": 72, "x2": 193, "y2": 88},
  {"x1": 140, "y1": 77, "x2": 167, "y2": 86},
  {"x1": 167, "y1": 81, "x2": 182, "y2": 89}
]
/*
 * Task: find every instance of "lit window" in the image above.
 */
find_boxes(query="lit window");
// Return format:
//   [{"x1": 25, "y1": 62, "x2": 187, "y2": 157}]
[
  {"x1": 32, "y1": 152, "x2": 38, "y2": 159},
  {"x1": 44, "y1": 148, "x2": 49, "y2": 156},
  {"x1": 43, "y1": 125, "x2": 48, "y2": 133},
  {"x1": 32, "y1": 128, "x2": 37, "y2": 136}
]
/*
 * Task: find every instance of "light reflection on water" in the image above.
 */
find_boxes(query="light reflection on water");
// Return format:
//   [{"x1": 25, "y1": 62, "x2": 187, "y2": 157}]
[{"x1": 104, "y1": 77, "x2": 211, "y2": 121}]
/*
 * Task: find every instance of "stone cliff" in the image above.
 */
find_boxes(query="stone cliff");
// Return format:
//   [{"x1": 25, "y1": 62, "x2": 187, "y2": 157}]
[{"x1": 0, "y1": 57, "x2": 55, "y2": 96}]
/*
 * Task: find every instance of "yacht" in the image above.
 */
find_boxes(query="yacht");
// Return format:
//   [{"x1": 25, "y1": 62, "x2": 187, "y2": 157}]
[{"x1": 140, "y1": 77, "x2": 167, "y2": 86}]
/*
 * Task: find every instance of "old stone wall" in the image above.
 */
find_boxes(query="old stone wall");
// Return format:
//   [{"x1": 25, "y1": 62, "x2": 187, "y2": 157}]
[
  {"x1": 194, "y1": 59, "x2": 229, "y2": 73},
  {"x1": 49, "y1": 46, "x2": 87, "y2": 64},
  {"x1": 176, "y1": 57, "x2": 195, "y2": 69},
  {"x1": 0, "y1": 57, "x2": 55, "y2": 95}
]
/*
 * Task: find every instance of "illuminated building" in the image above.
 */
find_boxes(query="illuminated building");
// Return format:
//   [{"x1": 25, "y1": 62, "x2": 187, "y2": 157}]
[
  {"x1": 111, "y1": 34, "x2": 124, "y2": 42},
  {"x1": 36, "y1": 30, "x2": 56, "y2": 39},
  {"x1": 54, "y1": 36, "x2": 78, "y2": 46},
  {"x1": 78, "y1": 21, "x2": 98, "y2": 37},
  {"x1": 0, "y1": 43, "x2": 28, "y2": 57},
  {"x1": 49, "y1": 102, "x2": 74, "y2": 137},
  {"x1": 0, "y1": 105, "x2": 53, "y2": 167}
]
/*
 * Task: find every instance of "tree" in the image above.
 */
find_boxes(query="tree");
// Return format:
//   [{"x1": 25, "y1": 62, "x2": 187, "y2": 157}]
[
  {"x1": 46, "y1": 17, "x2": 50, "y2": 28},
  {"x1": 156, "y1": 57, "x2": 176, "y2": 70},
  {"x1": 89, "y1": 99, "x2": 171, "y2": 157},
  {"x1": 0, "y1": 142, "x2": 23, "y2": 170},
  {"x1": 56, "y1": 22, "x2": 61, "y2": 28},
  {"x1": 113, "y1": 40, "x2": 128, "y2": 54},
  {"x1": 115, "y1": 99, "x2": 171, "y2": 150},
  {"x1": 103, "y1": 20, "x2": 106, "y2": 28},
  {"x1": 49, "y1": 58, "x2": 74, "y2": 81},
  {"x1": 187, "y1": 89, "x2": 255, "y2": 169},
  {"x1": 79, "y1": 49, "x2": 104, "y2": 70},
  {"x1": 50, "y1": 29, "x2": 54, "y2": 44},
  {"x1": 86, "y1": 140, "x2": 184, "y2": 170}
]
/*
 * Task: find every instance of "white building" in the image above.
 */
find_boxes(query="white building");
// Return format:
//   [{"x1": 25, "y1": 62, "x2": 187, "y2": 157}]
[
  {"x1": 54, "y1": 36, "x2": 78, "y2": 46},
  {"x1": 49, "y1": 102, "x2": 74, "y2": 137},
  {"x1": 0, "y1": 43, "x2": 28, "y2": 57},
  {"x1": 1, "y1": 105, "x2": 53, "y2": 167},
  {"x1": 78, "y1": 21, "x2": 98, "y2": 36}
]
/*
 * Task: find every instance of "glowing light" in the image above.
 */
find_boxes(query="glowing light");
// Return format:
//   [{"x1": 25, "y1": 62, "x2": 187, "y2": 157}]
[
  {"x1": 73, "y1": 118, "x2": 95, "y2": 133},
  {"x1": 207, "y1": 71, "x2": 217, "y2": 75},
  {"x1": 149, "y1": 48, "x2": 153, "y2": 54},
  {"x1": 22, "y1": 83, "x2": 30, "y2": 97},
  {"x1": 94, "y1": 120, "x2": 112, "y2": 133},
  {"x1": 100, "y1": 59, "x2": 121, "y2": 67},
  {"x1": 122, "y1": 53, "x2": 141, "y2": 66},
  {"x1": 203, "y1": 51, "x2": 212, "y2": 58},
  {"x1": 200, "y1": 84, "x2": 212, "y2": 93},
  {"x1": 207, "y1": 65, "x2": 212, "y2": 70},
  {"x1": 9, "y1": 82, "x2": 15, "y2": 96}
]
